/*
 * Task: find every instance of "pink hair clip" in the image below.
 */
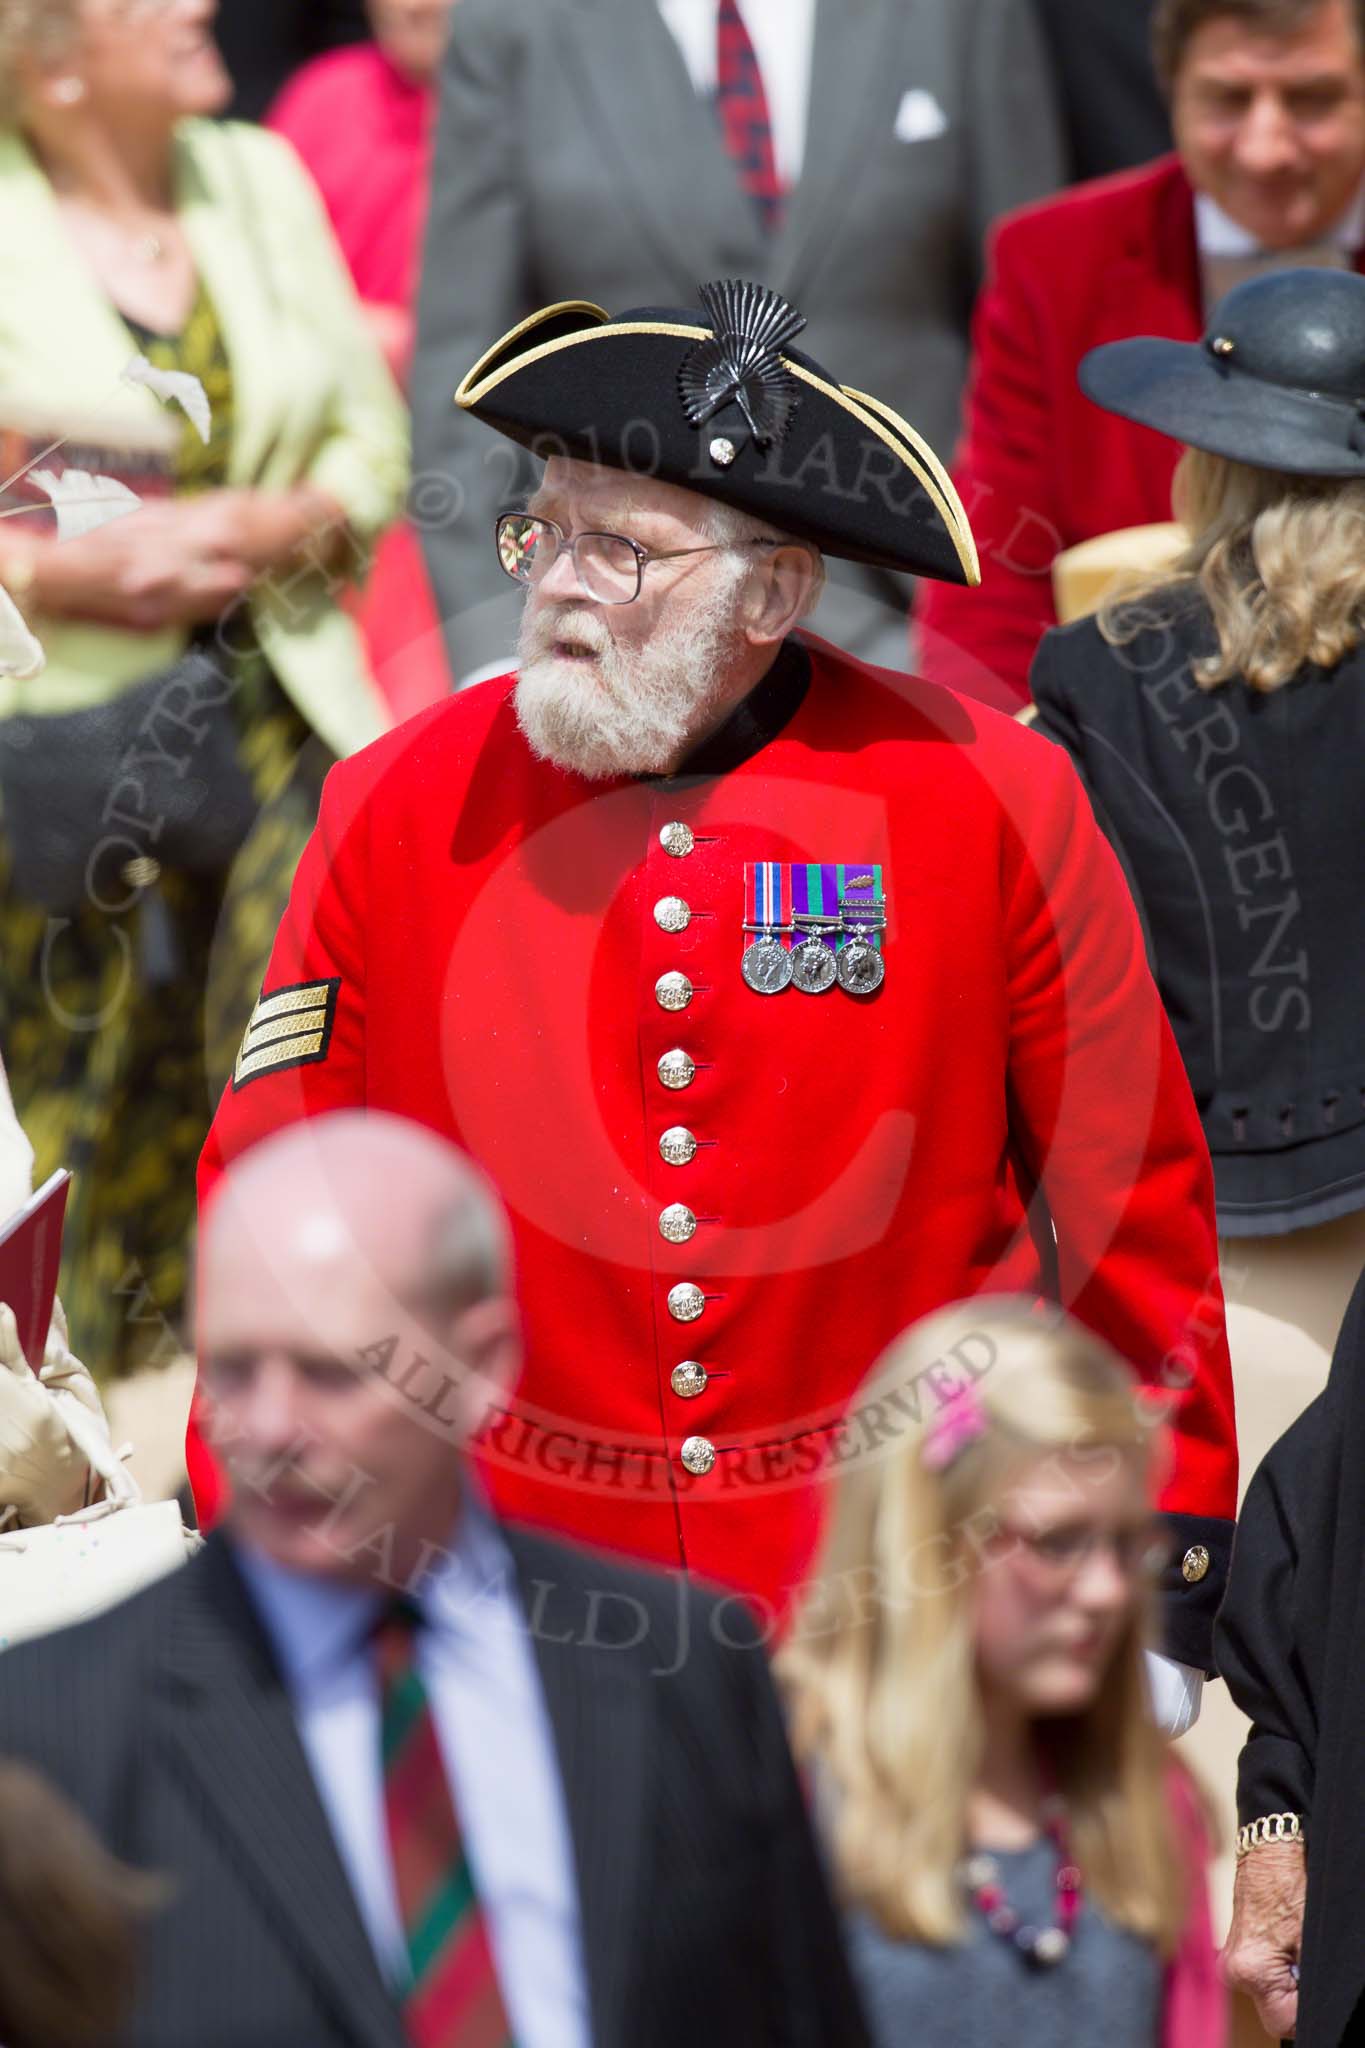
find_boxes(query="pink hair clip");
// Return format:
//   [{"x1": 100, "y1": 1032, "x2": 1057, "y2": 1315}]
[{"x1": 921, "y1": 1381, "x2": 989, "y2": 1473}]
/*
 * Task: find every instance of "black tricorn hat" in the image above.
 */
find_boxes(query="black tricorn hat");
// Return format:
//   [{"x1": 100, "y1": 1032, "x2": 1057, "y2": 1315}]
[
  {"x1": 455, "y1": 280, "x2": 979, "y2": 586},
  {"x1": 1080, "y1": 267, "x2": 1365, "y2": 476}
]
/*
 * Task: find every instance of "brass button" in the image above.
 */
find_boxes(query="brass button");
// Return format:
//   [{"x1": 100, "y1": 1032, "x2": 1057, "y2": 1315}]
[
  {"x1": 657, "y1": 1048, "x2": 696, "y2": 1091},
  {"x1": 655, "y1": 971, "x2": 693, "y2": 1012},
  {"x1": 121, "y1": 855, "x2": 162, "y2": 889},
  {"x1": 659, "y1": 1203, "x2": 697, "y2": 1244},
  {"x1": 1181, "y1": 1544, "x2": 1211, "y2": 1585},
  {"x1": 671, "y1": 1360, "x2": 708, "y2": 1399},
  {"x1": 668, "y1": 1282, "x2": 706, "y2": 1323},
  {"x1": 659, "y1": 1125, "x2": 698, "y2": 1166},
  {"x1": 654, "y1": 895, "x2": 690, "y2": 934},
  {"x1": 659, "y1": 821, "x2": 695, "y2": 858},
  {"x1": 681, "y1": 1435, "x2": 716, "y2": 1476}
]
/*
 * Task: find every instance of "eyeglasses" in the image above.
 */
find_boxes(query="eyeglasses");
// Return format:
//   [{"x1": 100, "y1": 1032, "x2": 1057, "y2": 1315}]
[
  {"x1": 495, "y1": 511, "x2": 778, "y2": 607},
  {"x1": 991, "y1": 1520, "x2": 1170, "y2": 1584}
]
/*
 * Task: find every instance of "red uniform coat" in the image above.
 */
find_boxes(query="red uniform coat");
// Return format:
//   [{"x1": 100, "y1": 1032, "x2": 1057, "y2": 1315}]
[
  {"x1": 194, "y1": 637, "x2": 1237, "y2": 1662},
  {"x1": 916, "y1": 157, "x2": 1202, "y2": 711},
  {"x1": 916, "y1": 156, "x2": 1365, "y2": 709}
]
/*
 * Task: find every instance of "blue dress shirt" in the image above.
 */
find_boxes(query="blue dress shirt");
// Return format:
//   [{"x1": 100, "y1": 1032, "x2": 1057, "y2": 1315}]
[{"x1": 235, "y1": 1502, "x2": 591, "y2": 2048}]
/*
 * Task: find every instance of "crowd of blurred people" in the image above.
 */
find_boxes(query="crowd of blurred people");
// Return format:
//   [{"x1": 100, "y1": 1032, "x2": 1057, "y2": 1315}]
[{"x1": 2, "y1": 0, "x2": 1365, "y2": 2043}]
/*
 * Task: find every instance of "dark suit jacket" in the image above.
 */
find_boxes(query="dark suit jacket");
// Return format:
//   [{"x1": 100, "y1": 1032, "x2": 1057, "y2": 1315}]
[
  {"x1": 216, "y1": 0, "x2": 371, "y2": 121},
  {"x1": 411, "y1": 0, "x2": 1066, "y2": 680},
  {"x1": 0, "y1": 1530, "x2": 869, "y2": 2048},
  {"x1": 1030, "y1": 600, "x2": 1365, "y2": 1237},
  {"x1": 1032, "y1": 0, "x2": 1170, "y2": 182},
  {"x1": 1216, "y1": 1266, "x2": 1365, "y2": 2047}
]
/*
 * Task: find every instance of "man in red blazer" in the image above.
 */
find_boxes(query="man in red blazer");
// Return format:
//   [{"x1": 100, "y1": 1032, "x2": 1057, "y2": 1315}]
[
  {"x1": 916, "y1": 0, "x2": 1365, "y2": 710},
  {"x1": 193, "y1": 283, "x2": 1237, "y2": 1679}
]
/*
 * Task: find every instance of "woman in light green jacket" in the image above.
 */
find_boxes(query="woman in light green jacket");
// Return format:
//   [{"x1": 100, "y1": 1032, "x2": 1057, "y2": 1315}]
[{"x1": 0, "y1": 0, "x2": 409, "y2": 1376}]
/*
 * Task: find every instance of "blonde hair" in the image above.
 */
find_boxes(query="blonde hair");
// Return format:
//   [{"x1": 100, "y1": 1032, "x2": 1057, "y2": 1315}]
[
  {"x1": 0, "y1": 1, "x2": 83, "y2": 127},
  {"x1": 780, "y1": 1298, "x2": 1190, "y2": 1954},
  {"x1": 1100, "y1": 446, "x2": 1365, "y2": 691}
]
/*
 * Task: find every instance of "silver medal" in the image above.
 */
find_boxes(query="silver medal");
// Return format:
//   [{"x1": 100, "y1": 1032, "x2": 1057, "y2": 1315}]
[
  {"x1": 791, "y1": 935, "x2": 837, "y2": 994},
  {"x1": 741, "y1": 934, "x2": 793, "y2": 994},
  {"x1": 836, "y1": 937, "x2": 886, "y2": 996}
]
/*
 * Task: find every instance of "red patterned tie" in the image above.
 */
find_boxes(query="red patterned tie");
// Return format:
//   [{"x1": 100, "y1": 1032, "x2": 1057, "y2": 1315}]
[
  {"x1": 376, "y1": 1605, "x2": 515, "y2": 2048},
  {"x1": 715, "y1": 0, "x2": 785, "y2": 235}
]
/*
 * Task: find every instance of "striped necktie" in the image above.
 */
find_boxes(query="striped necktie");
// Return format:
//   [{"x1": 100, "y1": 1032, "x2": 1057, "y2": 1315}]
[
  {"x1": 715, "y1": 0, "x2": 785, "y2": 235},
  {"x1": 375, "y1": 1604, "x2": 516, "y2": 2048}
]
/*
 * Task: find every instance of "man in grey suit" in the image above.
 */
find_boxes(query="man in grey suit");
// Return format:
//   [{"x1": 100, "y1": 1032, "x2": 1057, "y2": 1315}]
[{"x1": 411, "y1": 0, "x2": 1066, "y2": 684}]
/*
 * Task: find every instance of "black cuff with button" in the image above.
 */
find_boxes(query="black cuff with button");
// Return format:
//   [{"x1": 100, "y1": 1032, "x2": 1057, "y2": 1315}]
[{"x1": 1157, "y1": 1511, "x2": 1236, "y2": 1676}]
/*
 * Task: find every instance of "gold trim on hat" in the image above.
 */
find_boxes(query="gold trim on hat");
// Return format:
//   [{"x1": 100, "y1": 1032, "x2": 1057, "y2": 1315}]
[
  {"x1": 838, "y1": 383, "x2": 980, "y2": 583},
  {"x1": 457, "y1": 314, "x2": 703, "y2": 410},
  {"x1": 454, "y1": 298, "x2": 612, "y2": 406},
  {"x1": 455, "y1": 308, "x2": 977, "y2": 581}
]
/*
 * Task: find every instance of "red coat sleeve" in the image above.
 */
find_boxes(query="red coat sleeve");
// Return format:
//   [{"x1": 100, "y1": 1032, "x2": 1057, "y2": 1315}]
[
  {"x1": 1001, "y1": 732, "x2": 1237, "y2": 1656},
  {"x1": 188, "y1": 760, "x2": 372, "y2": 1523},
  {"x1": 915, "y1": 214, "x2": 1064, "y2": 712},
  {"x1": 199, "y1": 760, "x2": 371, "y2": 1199}
]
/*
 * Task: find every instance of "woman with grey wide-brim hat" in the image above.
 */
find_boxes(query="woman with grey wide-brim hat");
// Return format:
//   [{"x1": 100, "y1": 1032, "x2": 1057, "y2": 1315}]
[{"x1": 1030, "y1": 261, "x2": 1365, "y2": 1576}]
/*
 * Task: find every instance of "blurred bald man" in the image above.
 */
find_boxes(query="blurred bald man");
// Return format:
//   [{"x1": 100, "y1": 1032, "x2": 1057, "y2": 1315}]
[{"x1": 0, "y1": 1114, "x2": 869, "y2": 2048}]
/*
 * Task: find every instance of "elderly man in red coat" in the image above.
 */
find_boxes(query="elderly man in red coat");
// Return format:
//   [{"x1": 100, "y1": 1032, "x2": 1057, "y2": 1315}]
[
  {"x1": 192, "y1": 280, "x2": 1237, "y2": 1694},
  {"x1": 916, "y1": 0, "x2": 1365, "y2": 710}
]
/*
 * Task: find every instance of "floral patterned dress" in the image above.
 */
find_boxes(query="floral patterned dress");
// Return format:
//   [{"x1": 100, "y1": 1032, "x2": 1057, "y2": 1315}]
[{"x1": 0, "y1": 281, "x2": 331, "y2": 1379}]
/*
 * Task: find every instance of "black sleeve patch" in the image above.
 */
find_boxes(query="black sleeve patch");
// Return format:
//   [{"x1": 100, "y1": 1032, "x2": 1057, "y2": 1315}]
[{"x1": 232, "y1": 977, "x2": 341, "y2": 1091}]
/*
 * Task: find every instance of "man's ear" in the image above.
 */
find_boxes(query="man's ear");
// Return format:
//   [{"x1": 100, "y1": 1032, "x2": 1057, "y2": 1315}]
[
  {"x1": 445, "y1": 1296, "x2": 523, "y2": 1441},
  {"x1": 743, "y1": 544, "x2": 824, "y2": 647}
]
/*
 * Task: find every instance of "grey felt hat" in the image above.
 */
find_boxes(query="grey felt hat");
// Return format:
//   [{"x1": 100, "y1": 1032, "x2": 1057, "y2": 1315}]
[{"x1": 1080, "y1": 267, "x2": 1365, "y2": 476}]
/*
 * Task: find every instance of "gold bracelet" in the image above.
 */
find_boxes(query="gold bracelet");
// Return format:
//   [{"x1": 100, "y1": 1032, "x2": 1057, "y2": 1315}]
[{"x1": 1236, "y1": 1813, "x2": 1304, "y2": 1860}]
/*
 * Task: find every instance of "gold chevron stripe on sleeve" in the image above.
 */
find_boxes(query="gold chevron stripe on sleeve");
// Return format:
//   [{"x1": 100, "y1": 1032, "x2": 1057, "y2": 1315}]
[
  {"x1": 235, "y1": 1031, "x2": 327, "y2": 1086},
  {"x1": 232, "y1": 977, "x2": 340, "y2": 1092},
  {"x1": 249, "y1": 983, "x2": 336, "y2": 1027}
]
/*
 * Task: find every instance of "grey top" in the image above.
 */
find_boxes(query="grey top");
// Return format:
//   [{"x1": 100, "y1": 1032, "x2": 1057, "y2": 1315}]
[{"x1": 846, "y1": 1841, "x2": 1162, "y2": 2048}]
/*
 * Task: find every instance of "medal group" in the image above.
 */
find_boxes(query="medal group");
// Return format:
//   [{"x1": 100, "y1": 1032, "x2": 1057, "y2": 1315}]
[{"x1": 740, "y1": 861, "x2": 887, "y2": 998}]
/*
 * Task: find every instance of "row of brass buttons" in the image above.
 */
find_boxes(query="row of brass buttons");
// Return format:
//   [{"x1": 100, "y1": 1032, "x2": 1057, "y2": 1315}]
[{"x1": 654, "y1": 830, "x2": 714, "y2": 1476}]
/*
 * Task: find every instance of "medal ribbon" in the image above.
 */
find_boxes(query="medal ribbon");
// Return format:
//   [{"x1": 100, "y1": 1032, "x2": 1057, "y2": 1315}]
[
  {"x1": 840, "y1": 865, "x2": 885, "y2": 952},
  {"x1": 791, "y1": 864, "x2": 884, "y2": 951},
  {"x1": 744, "y1": 861, "x2": 791, "y2": 944}
]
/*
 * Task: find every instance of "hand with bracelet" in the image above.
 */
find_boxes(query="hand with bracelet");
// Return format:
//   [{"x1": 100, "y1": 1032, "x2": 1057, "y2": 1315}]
[
  {"x1": 1221, "y1": 1815, "x2": 1306, "y2": 2040},
  {"x1": 1, "y1": 484, "x2": 348, "y2": 636}
]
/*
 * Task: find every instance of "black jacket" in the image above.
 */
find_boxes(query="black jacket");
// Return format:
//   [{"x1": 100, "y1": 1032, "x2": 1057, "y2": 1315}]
[
  {"x1": 215, "y1": 0, "x2": 371, "y2": 121},
  {"x1": 1216, "y1": 1265, "x2": 1365, "y2": 2047},
  {"x1": 1031, "y1": 0, "x2": 1171, "y2": 181},
  {"x1": 1032, "y1": 602, "x2": 1365, "y2": 1237},
  {"x1": 0, "y1": 1529, "x2": 870, "y2": 2048}
]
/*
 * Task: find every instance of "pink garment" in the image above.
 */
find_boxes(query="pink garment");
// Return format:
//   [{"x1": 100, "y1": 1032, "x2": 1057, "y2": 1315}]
[
  {"x1": 1162, "y1": 1767, "x2": 1227, "y2": 2048},
  {"x1": 269, "y1": 43, "x2": 433, "y2": 311},
  {"x1": 269, "y1": 46, "x2": 451, "y2": 719}
]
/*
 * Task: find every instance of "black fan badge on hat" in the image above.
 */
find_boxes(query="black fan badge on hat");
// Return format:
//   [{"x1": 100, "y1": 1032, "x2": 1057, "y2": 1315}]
[{"x1": 678, "y1": 281, "x2": 807, "y2": 467}]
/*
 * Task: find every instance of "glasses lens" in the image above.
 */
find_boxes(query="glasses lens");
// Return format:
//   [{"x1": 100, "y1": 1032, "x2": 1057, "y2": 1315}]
[
  {"x1": 575, "y1": 532, "x2": 642, "y2": 605},
  {"x1": 497, "y1": 515, "x2": 553, "y2": 584}
]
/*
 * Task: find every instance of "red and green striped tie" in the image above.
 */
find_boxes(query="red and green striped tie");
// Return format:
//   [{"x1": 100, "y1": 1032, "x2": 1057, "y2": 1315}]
[{"x1": 376, "y1": 1604, "x2": 516, "y2": 2048}]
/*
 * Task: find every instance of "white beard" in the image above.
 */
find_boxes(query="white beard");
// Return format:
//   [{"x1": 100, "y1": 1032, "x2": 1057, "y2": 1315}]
[{"x1": 513, "y1": 558, "x2": 751, "y2": 779}]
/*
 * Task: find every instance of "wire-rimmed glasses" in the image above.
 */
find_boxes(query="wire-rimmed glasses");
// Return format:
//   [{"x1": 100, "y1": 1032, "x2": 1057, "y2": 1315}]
[{"x1": 495, "y1": 511, "x2": 777, "y2": 606}]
